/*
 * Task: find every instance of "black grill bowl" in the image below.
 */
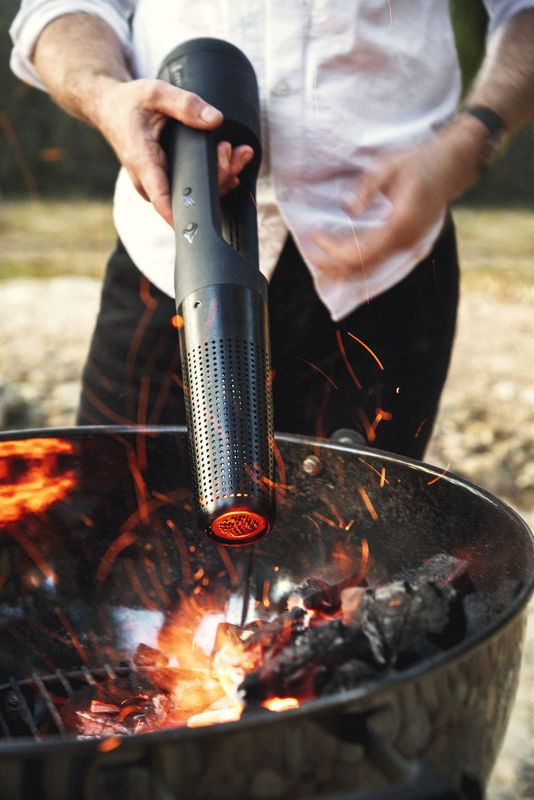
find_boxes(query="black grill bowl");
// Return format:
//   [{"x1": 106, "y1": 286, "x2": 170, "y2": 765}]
[{"x1": 0, "y1": 426, "x2": 532, "y2": 800}]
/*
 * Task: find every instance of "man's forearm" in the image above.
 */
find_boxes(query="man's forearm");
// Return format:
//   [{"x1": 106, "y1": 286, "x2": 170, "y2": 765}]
[
  {"x1": 465, "y1": 8, "x2": 534, "y2": 132},
  {"x1": 32, "y1": 13, "x2": 132, "y2": 131},
  {"x1": 30, "y1": 11, "x2": 249, "y2": 223}
]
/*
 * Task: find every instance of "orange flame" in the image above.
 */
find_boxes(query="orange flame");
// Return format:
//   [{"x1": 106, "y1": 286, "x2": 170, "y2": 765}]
[{"x1": 0, "y1": 438, "x2": 76, "y2": 523}]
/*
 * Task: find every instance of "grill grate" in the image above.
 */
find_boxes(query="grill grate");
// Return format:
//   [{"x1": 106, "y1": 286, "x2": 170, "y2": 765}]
[{"x1": 0, "y1": 665, "x2": 127, "y2": 741}]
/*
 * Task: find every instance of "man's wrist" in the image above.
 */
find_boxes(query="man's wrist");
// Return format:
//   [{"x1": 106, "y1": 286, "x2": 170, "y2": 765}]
[{"x1": 460, "y1": 104, "x2": 507, "y2": 172}]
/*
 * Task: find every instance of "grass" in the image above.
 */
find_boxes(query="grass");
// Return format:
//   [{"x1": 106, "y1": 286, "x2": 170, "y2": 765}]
[
  {"x1": 0, "y1": 199, "x2": 532, "y2": 295},
  {"x1": 0, "y1": 199, "x2": 115, "y2": 280},
  {"x1": 451, "y1": 206, "x2": 533, "y2": 299}
]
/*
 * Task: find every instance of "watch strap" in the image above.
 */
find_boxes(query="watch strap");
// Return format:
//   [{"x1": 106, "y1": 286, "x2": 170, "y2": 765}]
[
  {"x1": 462, "y1": 104, "x2": 507, "y2": 172},
  {"x1": 462, "y1": 105, "x2": 506, "y2": 136}
]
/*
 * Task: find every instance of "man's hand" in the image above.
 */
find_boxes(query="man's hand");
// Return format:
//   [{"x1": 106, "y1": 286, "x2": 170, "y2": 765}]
[
  {"x1": 312, "y1": 114, "x2": 488, "y2": 279},
  {"x1": 94, "y1": 77, "x2": 253, "y2": 226},
  {"x1": 31, "y1": 13, "x2": 253, "y2": 227}
]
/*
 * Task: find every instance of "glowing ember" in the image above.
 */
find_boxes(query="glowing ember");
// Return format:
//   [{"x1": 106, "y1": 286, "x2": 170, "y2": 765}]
[
  {"x1": 0, "y1": 438, "x2": 76, "y2": 523},
  {"x1": 262, "y1": 697, "x2": 300, "y2": 712}
]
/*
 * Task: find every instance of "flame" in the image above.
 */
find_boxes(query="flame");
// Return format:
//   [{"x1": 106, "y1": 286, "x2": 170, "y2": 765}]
[
  {"x1": 262, "y1": 697, "x2": 300, "y2": 712},
  {"x1": 0, "y1": 438, "x2": 76, "y2": 523}
]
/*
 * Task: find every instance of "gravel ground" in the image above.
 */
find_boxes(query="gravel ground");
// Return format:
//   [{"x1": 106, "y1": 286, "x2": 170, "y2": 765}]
[{"x1": 0, "y1": 274, "x2": 532, "y2": 797}]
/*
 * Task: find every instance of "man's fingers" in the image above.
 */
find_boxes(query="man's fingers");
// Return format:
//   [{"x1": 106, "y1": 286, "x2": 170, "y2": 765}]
[
  {"x1": 130, "y1": 161, "x2": 173, "y2": 227},
  {"x1": 217, "y1": 141, "x2": 254, "y2": 194},
  {"x1": 147, "y1": 80, "x2": 223, "y2": 129}
]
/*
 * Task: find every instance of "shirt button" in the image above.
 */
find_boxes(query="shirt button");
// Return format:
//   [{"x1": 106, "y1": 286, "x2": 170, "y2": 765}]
[{"x1": 272, "y1": 79, "x2": 291, "y2": 96}]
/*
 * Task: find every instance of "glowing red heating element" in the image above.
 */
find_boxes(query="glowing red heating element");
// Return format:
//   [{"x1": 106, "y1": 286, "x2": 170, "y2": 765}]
[{"x1": 209, "y1": 509, "x2": 270, "y2": 545}]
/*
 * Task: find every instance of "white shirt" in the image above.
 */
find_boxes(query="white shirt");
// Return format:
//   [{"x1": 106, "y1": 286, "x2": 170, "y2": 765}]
[{"x1": 10, "y1": 0, "x2": 531, "y2": 320}]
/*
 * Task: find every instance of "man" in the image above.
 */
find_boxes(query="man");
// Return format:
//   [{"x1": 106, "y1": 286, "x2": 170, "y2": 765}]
[{"x1": 10, "y1": 1, "x2": 534, "y2": 456}]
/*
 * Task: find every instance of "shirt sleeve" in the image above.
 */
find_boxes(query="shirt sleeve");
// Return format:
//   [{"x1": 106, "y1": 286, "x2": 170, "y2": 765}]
[
  {"x1": 9, "y1": 0, "x2": 135, "y2": 90},
  {"x1": 483, "y1": 0, "x2": 534, "y2": 38}
]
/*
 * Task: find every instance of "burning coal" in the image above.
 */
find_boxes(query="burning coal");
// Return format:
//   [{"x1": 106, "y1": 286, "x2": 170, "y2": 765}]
[{"x1": 58, "y1": 551, "x2": 517, "y2": 739}]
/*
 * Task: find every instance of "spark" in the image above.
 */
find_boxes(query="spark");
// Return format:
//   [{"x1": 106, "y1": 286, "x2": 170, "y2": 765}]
[
  {"x1": 292, "y1": 356, "x2": 338, "y2": 389},
  {"x1": 8, "y1": 529, "x2": 58, "y2": 585},
  {"x1": 55, "y1": 606, "x2": 89, "y2": 665},
  {"x1": 358, "y1": 486, "x2": 379, "y2": 521},
  {"x1": 79, "y1": 384, "x2": 132, "y2": 425},
  {"x1": 96, "y1": 531, "x2": 137, "y2": 583},
  {"x1": 216, "y1": 545, "x2": 240, "y2": 587},
  {"x1": 249, "y1": 191, "x2": 259, "y2": 214},
  {"x1": 262, "y1": 580, "x2": 271, "y2": 608},
  {"x1": 414, "y1": 418, "x2": 427, "y2": 439},
  {"x1": 139, "y1": 276, "x2": 158, "y2": 311},
  {"x1": 346, "y1": 332, "x2": 384, "y2": 370},
  {"x1": 336, "y1": 330, "x2": 362, "y2": 389},
  {"x1": 440, "y1": 560, "x2": 468, "y2": 589},
  {"x1": 39, "y1": 147, "x2": 64, "y2": 162},
  {"x1": 350, "y1": 538, "x2": 371, "y2": 587},
  {"x1": 303, "y1": 514, "x2": 321, "y2": 534},
  {"x1": 171, "y1": 314, "x2": 184, "y2": 329},
  {"x1": 0, "y1": 111, "x2": 39, "y2": 202},
  {"x1": 124, "y1": 277, "x2": 159, "y2": 420},
  {"x1": 358, "y1": 457, "x2": 390, "y2": 485},
  {"x1": 356, "y1": 407, "x2": 391, "y2": 443},
  {"x1": 427, "y1": 462, "x2": 451, "y2": 486},
  {"x1": 312, "y1": 512, "x2": 338, "y2": 528},
  {"x1": 345, "y1": 215, "x2": 369, "y2": 304},
  {"x1": 141, "y1": 555, "x2": 171, "y2": 607},
  {"x1": 124, "y1": 558, "x2": 159, "y2": 611},
  {"x1": 136, "y1": 377, "x2": 150, "y2": 466}
]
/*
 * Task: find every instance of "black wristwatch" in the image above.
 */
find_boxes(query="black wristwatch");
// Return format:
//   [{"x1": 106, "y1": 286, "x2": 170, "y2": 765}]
[{"x1": 462, "y1": 104, "x2": 507, "y2": 172}]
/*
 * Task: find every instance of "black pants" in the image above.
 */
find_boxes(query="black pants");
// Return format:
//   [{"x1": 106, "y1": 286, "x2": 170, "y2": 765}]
[{"x1": 77, "y1": 219, "x2": 459, "y2": 459}]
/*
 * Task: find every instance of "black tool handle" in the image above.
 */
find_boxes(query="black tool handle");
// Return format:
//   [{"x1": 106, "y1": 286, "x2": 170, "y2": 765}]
[{"x1": 158, "y1": 38, "x2": 263, "y2": 307}]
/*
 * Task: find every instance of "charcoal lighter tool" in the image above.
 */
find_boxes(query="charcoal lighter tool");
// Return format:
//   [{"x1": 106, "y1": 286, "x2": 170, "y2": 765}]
[{"x1": 158, "y1": 38, "x2": 275, "y2": 546}]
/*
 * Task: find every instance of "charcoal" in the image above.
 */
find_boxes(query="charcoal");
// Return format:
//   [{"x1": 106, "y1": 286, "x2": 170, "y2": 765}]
[
  {"x1": 240, "y1": 619, "x2": 374, "y2": 704},
  {"x1": 321, "y1": 658, "x2": 384, "y2": 695},
  {"x1": 340, "y1": 586, "x2": 367, "y2": 627},
  {"x1": 291, "y1": 572, "x2": 368, "y2": 615},
  {"x1": 357, "y1": 579, "x2": 464, "y2": 666},
  {"x1": 133, "y1": 642, "x2": 185, "y2": 692},
  {"x1": 134, "y1": 643, "x2": 169, "y2": 668},
  {"x1": 463, "y1": 580, "x2": 522, "y2": 636},
  {"x1": 243, "y1": 606, "x2": 308, "y2": 658},
  {"x1": 61, "y1": 675, "x2": 170, "y2": 736},
  {"x1": 391, "y1": 553, "x2": 475, "y2": 596}
]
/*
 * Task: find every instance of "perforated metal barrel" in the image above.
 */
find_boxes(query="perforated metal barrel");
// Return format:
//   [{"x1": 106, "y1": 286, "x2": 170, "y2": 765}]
[{"x1": 178, "y1": 284, "x2": 275, "y2": 544}]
